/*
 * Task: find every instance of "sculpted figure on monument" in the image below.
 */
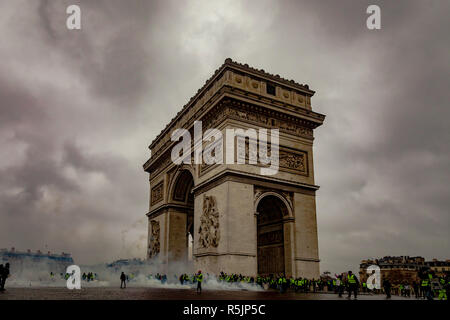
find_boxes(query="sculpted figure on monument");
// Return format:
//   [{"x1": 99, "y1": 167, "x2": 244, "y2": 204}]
[
  {"x1": 198, "y1": 195, "x2": 220, "y2": 248},
  {"x1": 148, "y1": 220, "x2": 160, "y2": 258}
]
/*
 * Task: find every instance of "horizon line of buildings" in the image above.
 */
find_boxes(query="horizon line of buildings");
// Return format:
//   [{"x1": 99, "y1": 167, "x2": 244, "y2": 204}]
[
  {"x1": 359, "y1": 255, "x2": 450, "y2": 284},
  {"x1": 0, "y1": 247, "x2": 74, "y2": 273}
]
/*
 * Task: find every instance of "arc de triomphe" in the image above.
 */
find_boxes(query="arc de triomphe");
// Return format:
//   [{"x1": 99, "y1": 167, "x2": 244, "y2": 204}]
[{"x1": 143, "y1": 58, "x2": 325, "y2": 278}]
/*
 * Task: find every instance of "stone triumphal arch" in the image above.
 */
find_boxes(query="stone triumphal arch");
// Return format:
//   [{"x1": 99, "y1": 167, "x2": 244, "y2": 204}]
[{"x1": 143, "y1": 59, "x2": 325, "y2": 278}]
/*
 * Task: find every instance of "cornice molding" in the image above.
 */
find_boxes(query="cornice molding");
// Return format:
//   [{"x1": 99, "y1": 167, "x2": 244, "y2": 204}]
[
  {"x1": 146, "y1": 59, "x2": 321, "y2": 160},
  {"x1": 143, "y1": 94, "x2": 324, "y2": 173},
  {"x1": 192, "y1": 169, "x2": 319, "y2": 197}
]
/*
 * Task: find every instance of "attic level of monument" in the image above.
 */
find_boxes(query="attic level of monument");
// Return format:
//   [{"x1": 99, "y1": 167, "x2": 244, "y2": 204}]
[
  {"x1": 149, "y1": 58, "x2": 316, "y2": 148},
  {"x1": 144, "y1": 58, "x2": 325, "y2": 171}
]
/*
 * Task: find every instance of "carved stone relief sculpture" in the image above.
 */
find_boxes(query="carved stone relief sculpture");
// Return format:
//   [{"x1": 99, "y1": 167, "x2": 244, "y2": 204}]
[
  {"x1": 198, "y1": 195, "x2": 220, "y2": 248},
  {"x1": 148, "y1": 220, "x2": 160, "y2": 258}
]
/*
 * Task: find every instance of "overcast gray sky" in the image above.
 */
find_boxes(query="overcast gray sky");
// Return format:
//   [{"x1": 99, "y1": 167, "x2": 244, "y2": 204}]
[{"x1": 0, "y1": 0, "x2": 449, "y2": 273}]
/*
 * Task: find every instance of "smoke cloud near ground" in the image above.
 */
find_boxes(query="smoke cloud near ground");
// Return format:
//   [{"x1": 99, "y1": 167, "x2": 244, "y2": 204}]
[{"x1": 4, "y1": 257, "x2": 263, "y2": 291}]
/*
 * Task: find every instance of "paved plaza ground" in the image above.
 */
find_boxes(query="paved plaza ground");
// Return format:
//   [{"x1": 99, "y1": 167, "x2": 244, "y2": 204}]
[{"x1": 0, "y1": 287, "x2": 416, "y2": 300}]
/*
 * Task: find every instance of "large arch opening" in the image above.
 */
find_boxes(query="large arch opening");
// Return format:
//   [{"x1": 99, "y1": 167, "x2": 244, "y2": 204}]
[
  {"x1": 256, "y1": 195, "x2": 289, "y2": 276},
  {"x1": 170, "y1": 169, "x2": 195, "y2": 265}
]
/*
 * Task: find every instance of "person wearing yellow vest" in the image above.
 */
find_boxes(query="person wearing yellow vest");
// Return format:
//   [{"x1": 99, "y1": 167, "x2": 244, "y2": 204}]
[
  {"x1": 347, "y1": 271, "x2": 359, "y2": 300},
  {"x1": 446, "y1": 276, "x2": 450, "y2": 301},
  {"x1": 438, "y1": 278, "x2": 447, "y2": 300},
  {"x1": 336, "y1": 276, "x2": 343, "y2": 298},
  {"x1": 421, "y1": 276, "x2": 432, "y2": 300},
  {"x1": 278, "y1": 274, "x2": 287, "y2": 293},
  {"x1": 196, "y1": 270, "x2": 203, "y2": 294}
]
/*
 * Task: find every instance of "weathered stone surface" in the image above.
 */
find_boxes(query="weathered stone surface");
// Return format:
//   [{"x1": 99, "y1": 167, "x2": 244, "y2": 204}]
[{"x1": 144, "y1": 60, "x2": 325, "y2": 278}]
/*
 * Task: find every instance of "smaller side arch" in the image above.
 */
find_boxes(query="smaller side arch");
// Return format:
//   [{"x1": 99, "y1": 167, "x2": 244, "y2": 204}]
[{"x1": 167, "y1": 165, "x2": 196, "y2": 204}]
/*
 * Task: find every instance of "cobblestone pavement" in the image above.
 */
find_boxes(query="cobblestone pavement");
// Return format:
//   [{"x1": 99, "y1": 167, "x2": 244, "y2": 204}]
[{"x1": 0, "y1": 287, "x2": 416, "y2": 300}]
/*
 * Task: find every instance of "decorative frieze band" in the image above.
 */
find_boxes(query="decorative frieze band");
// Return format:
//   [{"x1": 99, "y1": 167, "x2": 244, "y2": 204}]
[
  {"x1": 200, "y1": 143, "x2": 308, "y2": 177},
  {"x1": 147, "y1": 98, "x2": 315, "y2": 179}
]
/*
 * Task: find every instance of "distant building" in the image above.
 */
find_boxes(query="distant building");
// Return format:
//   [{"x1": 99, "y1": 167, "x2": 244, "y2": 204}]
[
  {"x1": 106, "y1": 258, "x2": 147, "y2": 269},
  {"x1": 0, "y1": 247, "x2": 74, "y2": 273},
  {"x1": 426, "y1": 258, "x2": 450, "y2": 276},
  {"x1": 359, "y1": 256, "x2": 450, "y2": 284},
  {"x1": 320, "y1": 271, "x2": 333, "y2": 281}
]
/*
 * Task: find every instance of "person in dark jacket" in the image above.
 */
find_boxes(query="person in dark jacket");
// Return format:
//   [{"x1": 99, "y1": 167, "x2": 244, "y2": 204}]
[
  {"x1": 0, "y1": 263, "x2": 10, "y2": 291},
  {"x1": 0, "y1": 265, "x2": 3, "y2": 291},
  {"x1": 346, "y1": 271, "x2": 359, "y2": 299},
  {"x1": 120, "y1": 272, "x2": 127, "y2": 289},
  {"x1": 412, "y1": 281, "x2": 419, "y2": 299},
  {"x1": 383, "y1": 278, "x2": 391, "y2": 299}
]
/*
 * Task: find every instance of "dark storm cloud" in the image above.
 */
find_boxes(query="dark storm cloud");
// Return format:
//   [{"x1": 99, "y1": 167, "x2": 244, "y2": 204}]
[
  {"x1": 0, "y1": 0, "x2": 448, "y2": 272},
  {"x1": 0, "y1": 78, "x2": 47, "y2": 128},
  {"x1": 297, "y1": 0, "x2": 450, "y2": 272},
  {"x1": 0, "y1": 0, "x2": 159, "y2": 263},
  {"x1": 34, "y1": 0, "x2": 156, "y2": 107}
]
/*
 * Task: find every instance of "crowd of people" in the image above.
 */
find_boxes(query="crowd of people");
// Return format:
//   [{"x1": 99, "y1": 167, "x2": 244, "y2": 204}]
[
  {"x1": 1, "y1": 261, "x2": 448, "y2": 300},
  {"x1": 48, "y1": 271, "x2": 99, "y2": 282},
  {"x1": 380, "y1": 270, "x2": 449, "y2": 300},
  {"x1": 117, "y1": 269, "x2": 448, "y2": 300},
  {"x1": 82, "y1": 272, "x2": 98, "y2": 282},
  {"x1": 114, "y1": 270, "x2": 364, "y2": 297}
]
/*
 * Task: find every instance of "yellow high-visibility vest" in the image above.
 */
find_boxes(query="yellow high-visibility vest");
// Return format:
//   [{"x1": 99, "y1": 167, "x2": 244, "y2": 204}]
[{"x1": 348, "y1": 274, "x2": 357, "y2": 284}]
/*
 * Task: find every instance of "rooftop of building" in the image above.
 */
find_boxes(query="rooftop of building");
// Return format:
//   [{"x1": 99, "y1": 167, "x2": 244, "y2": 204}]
[
  {"x1": 360, "y1": 255, "x2": 449, "y2": 267},
  {"x1": 106, "y1": 258, "x2": 148, "y2": 268},
  {"x1": 1, "y1": 247, "x2": 73, "y2": 261}
]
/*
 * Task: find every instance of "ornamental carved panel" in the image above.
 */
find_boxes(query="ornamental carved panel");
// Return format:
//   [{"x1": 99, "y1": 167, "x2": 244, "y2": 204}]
[
  {"x1": 198, "y1": 195, "x2": 220, "y2": 248},
  {"x1": 279, "y1": 151, "x2": 307, "y2": 173},
  {"x1": 150, "y1": 182, "x2": 164, "y2": 206},
  {"x1": 237, "y1": 142, "x2": 308, "y2": 175},
  {"x1": 148, "y1": 220, "x2": 160, "y2": 258},
  {"x1": 200, "y1": 141, "x2": 308, "y2": 177}
]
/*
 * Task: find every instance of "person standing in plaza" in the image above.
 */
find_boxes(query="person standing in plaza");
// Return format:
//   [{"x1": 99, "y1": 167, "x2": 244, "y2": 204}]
[
  {"x1": 196, "y1": 270, "x2": 203, "y2": 294},
  {"x1": 421, "y1": 275, "x2": 432, "y2": 300},
  {"x1": 445, "y1": 274, "x2": 450, "y2": 302},
  {"x1": 383, "y1": 278, "x2": 391, "y2": 299},
  {"x1": 0, "y1": 263, "x2": 9, "y2": 291},
  {"x1": 346, "y1": 271, "x2": 359, "y2": 300},
  {"x1": 0, "y1": 264, "x2": 4, "y2": 292},
  {"x1": 404, "y1": 282, "x2": 411, "y2": 297},
  {"x1": 412, "y1": 281, "x2": 419, "y2": 299},
  {"x1": 339, "y1": 275, "x2": 346, "y2": 297},
  {"x1": 438, "y1": 278, "x2": 447, "y2": 300},
  {"x1": 120, "y1": 272, "x2": 127, "y2": 289},
  {"x1": 336, "y1": 275, "x2": 344, "y2": 298}
]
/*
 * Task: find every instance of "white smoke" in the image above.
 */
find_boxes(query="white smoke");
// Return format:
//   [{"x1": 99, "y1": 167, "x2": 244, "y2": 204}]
[{"x1": 3, "y1": 256, "x2": 263, "y2": 291}]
